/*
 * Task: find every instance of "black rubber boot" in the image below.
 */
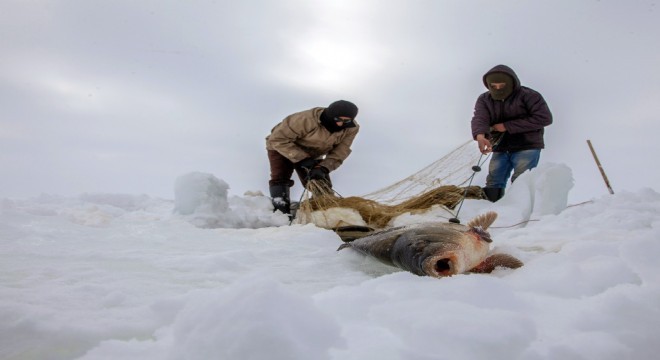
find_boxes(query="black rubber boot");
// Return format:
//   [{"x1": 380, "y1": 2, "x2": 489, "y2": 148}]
[
  {"x1": 483, "y1": 187, "x2": 505, "y2": 202},
  {"x1": 269, "y1": 184, "x2": 291, "y2": 215}
]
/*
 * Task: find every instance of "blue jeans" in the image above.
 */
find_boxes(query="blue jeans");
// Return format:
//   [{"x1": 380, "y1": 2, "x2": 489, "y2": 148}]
[{"x1": 486, "y1": 149, "x2": 541, "y2": 188}]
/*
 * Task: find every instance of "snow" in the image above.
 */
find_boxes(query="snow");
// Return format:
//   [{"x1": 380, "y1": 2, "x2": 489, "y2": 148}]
[{"x1": 1, "y1": 165, "x2": 659, "y2": 360}]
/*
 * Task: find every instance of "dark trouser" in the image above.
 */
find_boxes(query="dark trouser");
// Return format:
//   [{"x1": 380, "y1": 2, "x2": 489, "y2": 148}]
[
  {"x1": 486, "y1": 149, "x2": 541, "y2": 188},
  {"x1": 267, "y1": 150, "x2": 332, "y2": 188},
  {"x1": 268, "y1": 150, "x2": 306, "y2": 188},
  {"x1": 483, "y1": 149, "x2": 541, "y2": 202},
  {"x1": 267, "y1": 150, "x2": 333, "y2": 216}
]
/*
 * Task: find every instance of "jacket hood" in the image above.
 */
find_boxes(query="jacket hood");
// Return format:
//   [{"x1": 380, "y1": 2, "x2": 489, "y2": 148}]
[{"x1": 482, "y1": 65, "x2": 521, "y2": 90}]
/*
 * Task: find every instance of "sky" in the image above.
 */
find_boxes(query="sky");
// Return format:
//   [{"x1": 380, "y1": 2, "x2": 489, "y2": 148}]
[
  {"x1": 1, "y1": 167, "x2": 659, "y2": 359},
  {"x1": 1, "y1": 0, "x2": 660, "y2": 203}
]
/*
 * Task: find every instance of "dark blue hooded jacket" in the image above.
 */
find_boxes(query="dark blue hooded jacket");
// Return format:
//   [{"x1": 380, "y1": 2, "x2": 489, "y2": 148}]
[{"x1": 471, "y1": 65, "x2": 553, "y2": 152}]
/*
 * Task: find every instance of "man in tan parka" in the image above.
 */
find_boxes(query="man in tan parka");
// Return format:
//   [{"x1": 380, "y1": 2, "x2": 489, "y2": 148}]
[{"x1": 266, "y1": 100, "x2": 359, "y2": 216}]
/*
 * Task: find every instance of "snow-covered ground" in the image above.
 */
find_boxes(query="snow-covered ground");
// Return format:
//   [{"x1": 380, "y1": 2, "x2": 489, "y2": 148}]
[{"x1": 1, "y1": 164, "x2": 659, "y2": 360}]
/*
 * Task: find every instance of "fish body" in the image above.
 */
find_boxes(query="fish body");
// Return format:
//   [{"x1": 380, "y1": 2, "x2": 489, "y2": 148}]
[{"x1": 338, "y1": 212, "x2": 521, "y2": 277}]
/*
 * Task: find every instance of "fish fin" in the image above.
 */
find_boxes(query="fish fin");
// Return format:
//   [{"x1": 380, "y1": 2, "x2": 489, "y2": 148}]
[
  {"x1": 337, "y1": 243, "x2": 352, "y2": 251},
  {"x1": 333, "y1": 225, "x2": 375, "y2": 232},
  {"x1": 467, "y1": 211, "x2": 498, "y2": 230},
  {"x1": 334, "y1": 225, "x2": 376, "y2": 242},
  {"x1": 470, "y1": 253, "x2": 523, "y2": 273}
]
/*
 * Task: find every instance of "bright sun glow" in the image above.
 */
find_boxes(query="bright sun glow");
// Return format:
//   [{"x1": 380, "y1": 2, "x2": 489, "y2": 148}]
[{"x1": 273, "y1": 1, "x2": 387, "y2": 93}]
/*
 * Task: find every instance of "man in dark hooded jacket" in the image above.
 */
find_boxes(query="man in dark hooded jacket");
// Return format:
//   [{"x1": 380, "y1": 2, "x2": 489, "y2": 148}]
[
  {"x1": 471, "y1": 65, "x2": 553, "y2": 202},
  {"x1": 266, "y1": 100, "x2": 359, "y2": 216}
]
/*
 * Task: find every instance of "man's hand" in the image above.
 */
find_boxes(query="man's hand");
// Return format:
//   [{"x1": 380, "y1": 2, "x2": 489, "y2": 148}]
[
  {"x1": 308, "y1": 166, "x2": 330, "y2": 181},
  {"x1": 491, "y1": 123, "x2": 506, "y2": 132},
  {"x1": 296, "y1": 158, "x2": 318, "y2": 171},
  {"x1": 476, "y1": 134, "x2": 492, "y2": 154}
]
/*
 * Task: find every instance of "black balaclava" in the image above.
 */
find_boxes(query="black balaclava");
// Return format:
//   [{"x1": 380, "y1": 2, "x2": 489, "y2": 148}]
[
  {"x1": 485, "y1": 72, "x2": 514, "y2": 101},
  {"x1": 320, "y1": 100, "x2": 359, "y2": 133}
]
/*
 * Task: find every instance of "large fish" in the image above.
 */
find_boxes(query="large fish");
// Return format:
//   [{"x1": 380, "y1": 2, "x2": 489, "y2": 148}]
[{"x1": 337, "y1": 211, "x2": 522, "y2": 278}]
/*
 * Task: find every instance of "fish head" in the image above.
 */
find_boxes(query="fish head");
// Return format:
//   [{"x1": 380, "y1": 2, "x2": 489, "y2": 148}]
[
  {"x1": 390, "y1": 228, "x2": 459, "y2": 277},
  {"x1": 416, "y1": 227, "x2": 492, "y2": 277},
  {"x1": 392, "y1": 226, "x2": 489, "y2": 278},
  {"x1": 421, "y1": 239, "x2": 489, "y2": 277}
]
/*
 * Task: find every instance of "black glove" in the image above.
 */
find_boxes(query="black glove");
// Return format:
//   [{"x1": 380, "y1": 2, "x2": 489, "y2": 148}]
[
  {"x1": 308, "y1": 166, "x2": 329, "y2": 181},
  {"x1": 296, "y1": 158, "x2": 318, "y2": 171}
]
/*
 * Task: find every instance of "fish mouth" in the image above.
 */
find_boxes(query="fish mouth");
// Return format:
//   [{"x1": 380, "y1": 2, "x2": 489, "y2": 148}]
[
  {"x1": 434, "y1": 258, "x2": 454, "y2": 276},
  {"x1": 424, "y1": 255, "x2": 458, "y2": 277}
]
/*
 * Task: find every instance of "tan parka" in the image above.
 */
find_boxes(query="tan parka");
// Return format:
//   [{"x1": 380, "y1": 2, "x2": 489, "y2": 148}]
[{"x1": 265, "y1": 107, "x2": 359, "y2": 172}]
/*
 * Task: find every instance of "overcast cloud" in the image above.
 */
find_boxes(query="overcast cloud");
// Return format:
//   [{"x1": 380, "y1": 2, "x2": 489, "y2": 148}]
[{"x1": 1, "y1": 0, "x2": 659, "y2": 202}]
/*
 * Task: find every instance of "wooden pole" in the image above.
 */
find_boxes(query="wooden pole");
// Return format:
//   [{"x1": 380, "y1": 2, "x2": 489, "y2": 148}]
[{"x1": 587, "y1": 140, "x2": 614, "y2": 194}]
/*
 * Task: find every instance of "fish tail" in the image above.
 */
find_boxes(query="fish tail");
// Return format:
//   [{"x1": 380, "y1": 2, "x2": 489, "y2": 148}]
[{"x1": 467, "y1": 211, "x2": 498, "y2": 230}]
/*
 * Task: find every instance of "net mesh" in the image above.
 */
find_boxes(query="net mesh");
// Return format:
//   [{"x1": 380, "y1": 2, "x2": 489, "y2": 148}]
[{"x1": 296, "y1": 140, "x2": 488, "y2": 229}]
